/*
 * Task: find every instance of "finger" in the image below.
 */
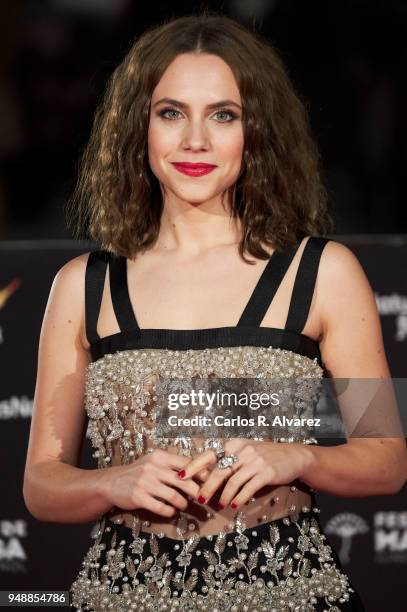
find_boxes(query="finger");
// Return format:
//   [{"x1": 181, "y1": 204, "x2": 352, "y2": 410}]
[
  {"x1": 163, "y1": 471, "x2": 200, "y2": 499},
  {"x1": 147, "y1": 449, "x2": 192, "y2": 475},
  {"x1": 154, "y1": 484, "x2": 189, "y2": 511},
  {"x1": 196, "y1": 468, "x2": 211, "y2": 482},
  {"x1": 219, "y1": 465, "x2": 257, "y2": 508},
  {"x1": 178, "y1": 449, "x2": 217, "y2": 480},
  {"x1": 230, "y1": 475, "x2": 265, "y2": 508},
  {"x1": 163, "y1": 453, "x2": 192, "y2": 470},
  {"x1": 196, "y1": 467, "x2": 230, "y2": 505},
  {"x1": 142, "y1": 494, "x2": 177, "y2": 518}
]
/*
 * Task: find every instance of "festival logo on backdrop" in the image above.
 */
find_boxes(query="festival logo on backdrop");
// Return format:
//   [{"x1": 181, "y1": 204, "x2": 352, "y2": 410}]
[
  {"x1": 374, "y1": 511, "x2": 407, "y2": 563},
  {"x1": 0, "y1": 520, "x2": 27, "y2": 573},
  {"x1": 0, "y1": 278, "x2": 21, "y2": 346},
  {"x1": 375, "y1": 292, "x2": 407, "y2": 341},
  {"x1": 324, "y1": 511, "x2": 407, "y2": 565},
  {"x1": 324, "y1": 513, "x2": 369, "y2": 564},
  {"x1": 0, "y1": 396, "x2": 33, "y2": 419}
]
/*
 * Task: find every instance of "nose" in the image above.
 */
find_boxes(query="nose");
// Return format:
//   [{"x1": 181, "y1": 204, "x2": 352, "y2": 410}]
[{"x1": 180, "y1": 118, "x2": 210, "y2": 151}]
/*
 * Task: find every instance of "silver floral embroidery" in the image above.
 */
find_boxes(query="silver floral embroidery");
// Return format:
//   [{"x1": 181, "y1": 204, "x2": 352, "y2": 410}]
[{"x1": 70, "y1": 511, "x2": 356, "y2": 611}]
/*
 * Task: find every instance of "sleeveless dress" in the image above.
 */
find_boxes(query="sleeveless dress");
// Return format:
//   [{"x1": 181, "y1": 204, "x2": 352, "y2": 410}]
[{"x1": 69, "y1": 237, "x2": 366, "y2": 611}]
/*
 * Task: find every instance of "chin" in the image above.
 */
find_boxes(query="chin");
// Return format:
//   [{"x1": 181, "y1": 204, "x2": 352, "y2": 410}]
[{"x1": 172, "y1": 187, "x2": 224, "y2": 204}]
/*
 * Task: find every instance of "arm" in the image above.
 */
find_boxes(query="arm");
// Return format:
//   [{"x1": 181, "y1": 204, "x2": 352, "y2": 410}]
[
  {"x1": 299, "y1": 241, "x2": 407, "y2": 496},
  {"x1": 23, "y1": 254, "x2": 200, "y2": 524},
  {"x1": 23, "y1": 253, "x2": 114, "y2": 523}
]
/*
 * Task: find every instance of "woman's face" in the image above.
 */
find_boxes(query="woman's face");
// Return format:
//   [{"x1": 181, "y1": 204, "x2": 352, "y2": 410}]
[{"x1": 148, "y1": 53, "x2": 244, "y2": 207}]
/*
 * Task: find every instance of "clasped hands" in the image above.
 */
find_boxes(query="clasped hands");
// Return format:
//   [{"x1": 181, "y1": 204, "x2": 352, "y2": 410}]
[
  {"x1": 179, "y1": 439, "x2": 313, "y2": 509},
  {"x1": 104, "y1": 439, "x2": 314, "y2": 518}
]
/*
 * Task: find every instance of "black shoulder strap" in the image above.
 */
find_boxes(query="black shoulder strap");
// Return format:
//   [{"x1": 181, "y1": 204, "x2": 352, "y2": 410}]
[
  {"x1": 108, "y1": 254, "x2": 139, "y2": 332},
  {"x1": 85, "y1": 250, "x2": 109, "y2": 344},
  {"x1": 285, "y1": 236, "x2": 330, "y2": 333},
  {"x1": 237, "y1": 242, "x2": 300, "y2": 327}
]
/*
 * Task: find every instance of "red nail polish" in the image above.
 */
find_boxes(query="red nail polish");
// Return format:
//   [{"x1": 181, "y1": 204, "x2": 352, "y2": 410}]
[
  {"x1": 218, "y1": 502, "x2": 225, "y2": 510},
  {"x1": 178, "y1": 470, "x2": 186, "y2": 479},
  {"x1": 230, "y1": 502, "x2": 238, "y2": 509},
  {"x1": 197, "y1": 495, "x2": 206, "y2": 505}
]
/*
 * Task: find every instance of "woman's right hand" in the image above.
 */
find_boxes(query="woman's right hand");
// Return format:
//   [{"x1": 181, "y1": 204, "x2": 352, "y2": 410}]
[{"x1": 99, "y1": 449, "x2": 202, "y2": 518}]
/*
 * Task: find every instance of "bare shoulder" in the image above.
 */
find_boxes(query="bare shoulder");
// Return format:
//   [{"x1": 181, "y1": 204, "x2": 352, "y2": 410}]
[
  {"x1": 317, "y1": 239, "x2": 375, "y2": 316},
  {"x1": 47, "y1": 251, "x2": 93, "y2": 349},
  {"x1": 315, "y1": 238, "x2": 390, "y2": 377},
  {"x1": 50, "y1": 251, "x2": 92, "y2": 300},
  {"x1": 53, "y1": 251, "x2": 91, "y2": 285},
  {"x1": 318, "y1": 239, "x2": 367, "y2": 280}
]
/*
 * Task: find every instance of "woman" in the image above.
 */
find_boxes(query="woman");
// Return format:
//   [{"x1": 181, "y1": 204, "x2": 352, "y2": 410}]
[{"x1": 23, "y1": 12, "x2": 406, "y2": 612}]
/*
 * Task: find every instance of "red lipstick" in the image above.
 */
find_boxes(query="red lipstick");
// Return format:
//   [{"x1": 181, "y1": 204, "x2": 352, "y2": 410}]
[{"x1": 171, "y1": 162, "x2": 217, "y2": 177}]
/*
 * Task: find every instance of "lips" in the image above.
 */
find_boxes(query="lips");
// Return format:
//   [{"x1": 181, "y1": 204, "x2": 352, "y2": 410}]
[{"x1": 171, "y1": 162, "x2": 217, "y2": 177}]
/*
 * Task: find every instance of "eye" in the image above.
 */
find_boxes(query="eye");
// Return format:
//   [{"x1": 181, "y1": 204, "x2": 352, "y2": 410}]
[
  {"x1": 213, "y1": 109, "x2": 238, "y2": 122},
  {"x1": 158, "y1": 107, "x2": 183, "y2": 120},
  {"x1": 157, "y1": 107, "x2": 238, "y2": 122}
]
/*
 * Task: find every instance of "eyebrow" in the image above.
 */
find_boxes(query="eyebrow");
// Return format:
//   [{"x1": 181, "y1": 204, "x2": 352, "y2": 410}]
[{"x1": 153, "y1": 97, "x2": 242, "y2": 110}]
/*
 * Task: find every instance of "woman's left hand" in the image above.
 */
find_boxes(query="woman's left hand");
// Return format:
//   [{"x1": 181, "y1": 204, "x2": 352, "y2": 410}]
[{"x1": 178, "y1": 439, "x2": 314, "y2": 509}]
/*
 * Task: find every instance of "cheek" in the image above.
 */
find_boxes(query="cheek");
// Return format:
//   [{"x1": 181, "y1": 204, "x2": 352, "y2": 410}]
[
  {"x1": 147, "y1": 127, "x2": 160, "y2": 162},
  {"x1": 147, "y1": 122, "x2": 175, "y2": 168},
  {"x1": 216, "y1": 129, "x2": 244, "y2": 167}
]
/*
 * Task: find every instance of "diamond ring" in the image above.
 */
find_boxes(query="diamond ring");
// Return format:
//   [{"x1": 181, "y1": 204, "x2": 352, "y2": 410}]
[
  {"x1": 217, "y1": 454, "x2": 239, "y2": 470},
  {"x1": 214, "y1": 446, "x2": 226, "y2": 460},
  {"x1": 204, "y1": 439, "x2": 226, "y2": 461}
]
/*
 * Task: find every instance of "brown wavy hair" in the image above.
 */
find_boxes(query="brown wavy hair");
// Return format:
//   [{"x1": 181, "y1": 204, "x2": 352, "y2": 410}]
[{"x1": 66, "y1": 11, "x2": 334, "y2": 263}]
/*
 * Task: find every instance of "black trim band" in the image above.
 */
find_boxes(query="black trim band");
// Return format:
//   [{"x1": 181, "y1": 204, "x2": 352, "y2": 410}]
[{"x1": 89, "y1": 325, "x2": 322, "y2": 367}]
